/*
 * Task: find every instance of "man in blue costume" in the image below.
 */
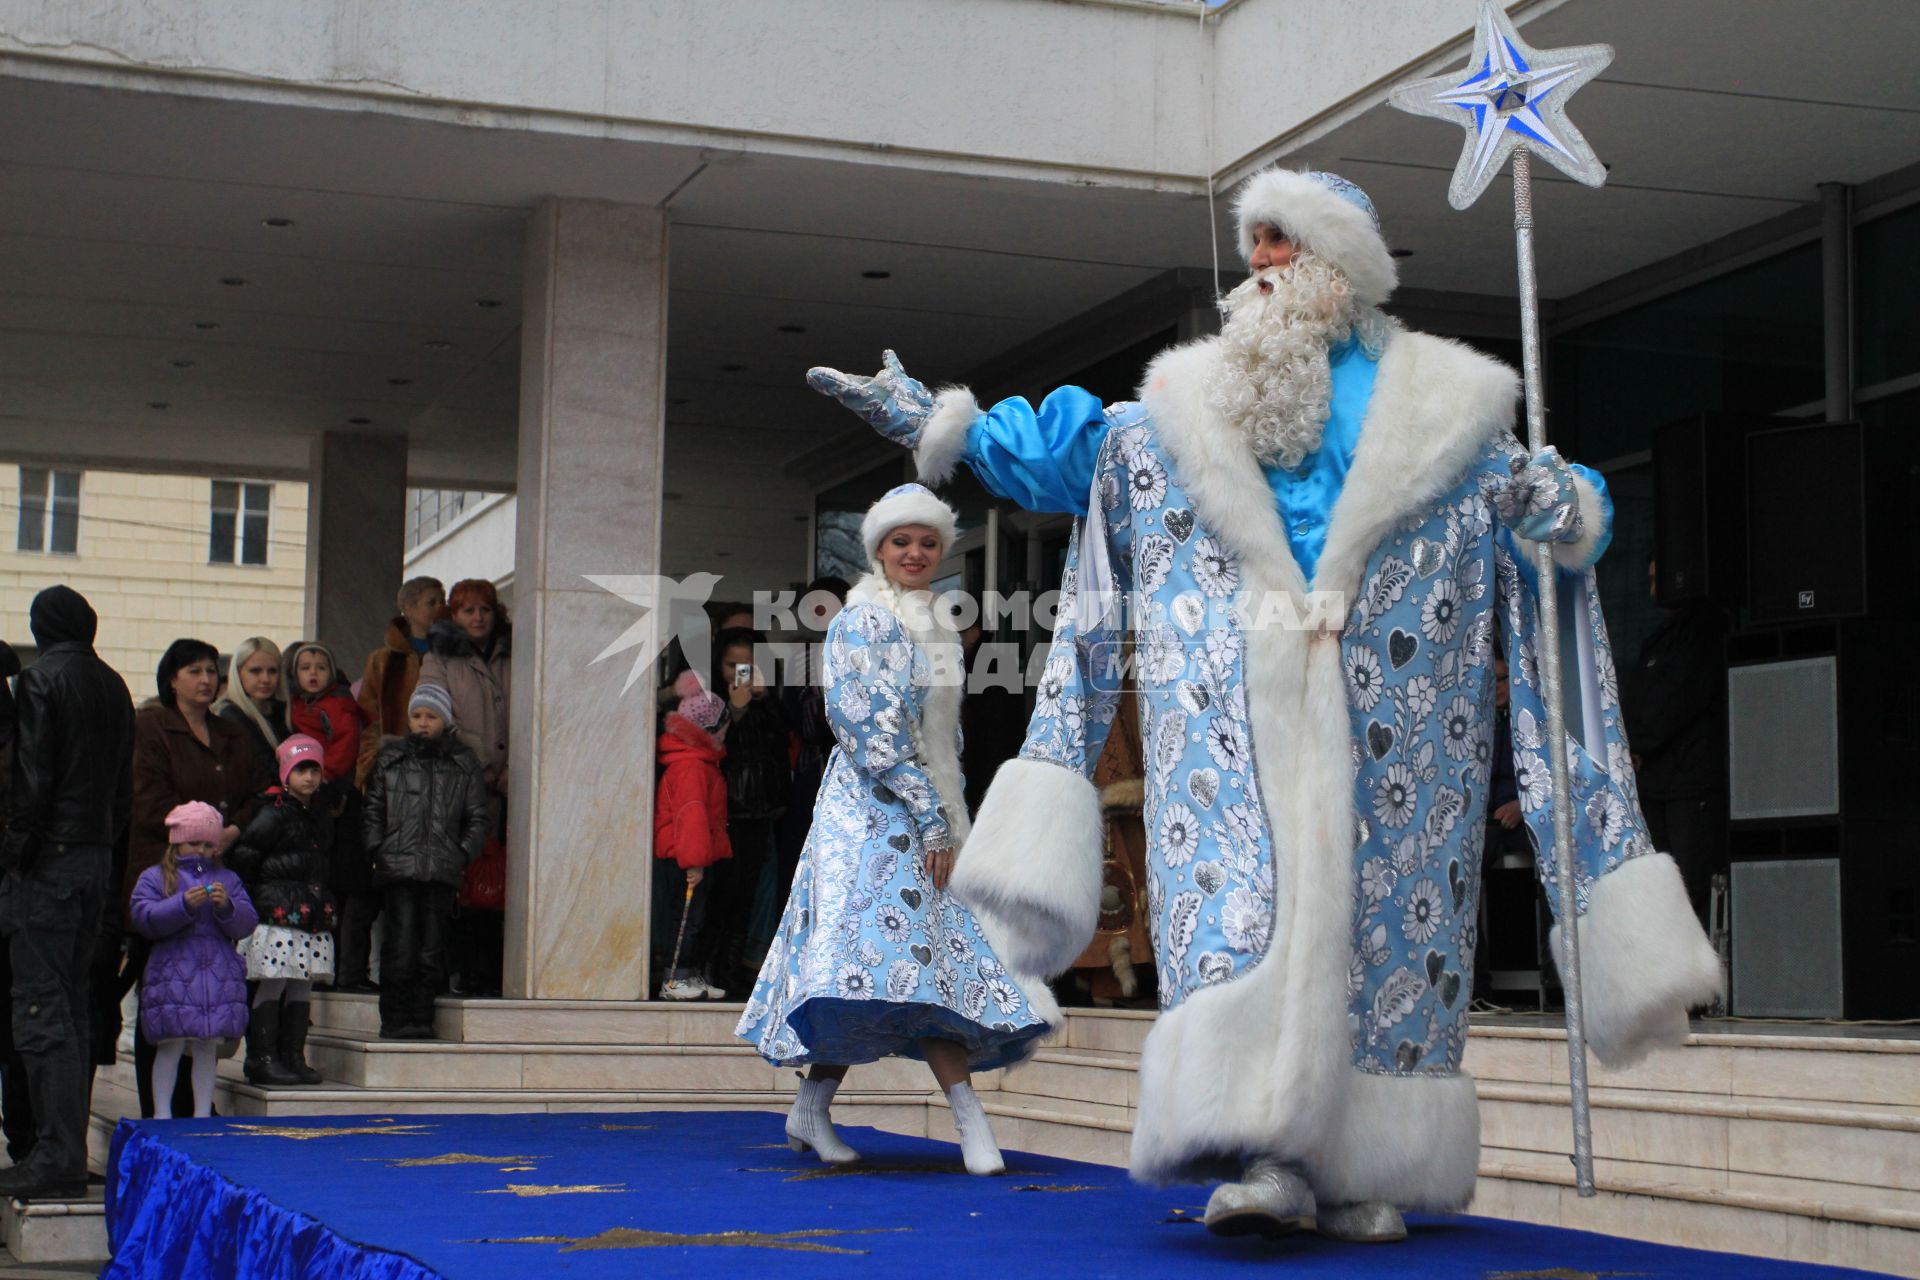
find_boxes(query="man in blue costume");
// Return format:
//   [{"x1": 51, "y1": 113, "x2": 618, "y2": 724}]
[{"x1": 809, "y1": 170, "x2": 1720, "y2": 1243}]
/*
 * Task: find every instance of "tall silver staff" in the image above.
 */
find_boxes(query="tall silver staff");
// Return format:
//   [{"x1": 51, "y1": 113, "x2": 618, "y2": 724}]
[{"x1": 1392, "y1": 0, "x2": 1615, "y2": 1198}]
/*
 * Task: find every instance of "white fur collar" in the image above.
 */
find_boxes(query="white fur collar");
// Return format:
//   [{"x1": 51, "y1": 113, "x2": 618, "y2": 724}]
[
  {"x1": 1140, "y1": 329, "x2": 1518, "y2": 620},
  {"x1": 846, "y1": 572, "x2": 970, "y2": 842}
]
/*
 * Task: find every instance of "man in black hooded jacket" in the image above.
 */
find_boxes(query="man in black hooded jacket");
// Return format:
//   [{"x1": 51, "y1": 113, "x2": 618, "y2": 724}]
[{"x1": 0, "y1": 586, "x2": 133, "y2": 1199}]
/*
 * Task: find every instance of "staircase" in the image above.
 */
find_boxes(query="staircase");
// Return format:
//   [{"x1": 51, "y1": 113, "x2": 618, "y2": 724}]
[{"x1": 78, "y1": 996, "x2": 1919, "y2": 1277}]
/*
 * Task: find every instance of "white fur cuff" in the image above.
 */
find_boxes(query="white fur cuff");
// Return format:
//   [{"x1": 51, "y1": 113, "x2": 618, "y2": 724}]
[
  {"x1": 1551, "y1": 853, "x2": 1723, "y2": 1068},
  {"x1": 950, "y1": 757, "x2": 1104, "y2": 979},
  {"x1": 1549, "y1": 468, "x2": 1611, "y2": 570},
  {"x1": 915, "y1": 387, "x2": 980, "y2": 486}
]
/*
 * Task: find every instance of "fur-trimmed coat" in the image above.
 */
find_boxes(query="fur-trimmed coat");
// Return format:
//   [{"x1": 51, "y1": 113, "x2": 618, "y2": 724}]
[
  {"x1": 735, "y1": 574, "x2": 1054, "y2": 1072},
  {"x1": 950, "y1": 329, "x2": 1721, "y2": 1208}
]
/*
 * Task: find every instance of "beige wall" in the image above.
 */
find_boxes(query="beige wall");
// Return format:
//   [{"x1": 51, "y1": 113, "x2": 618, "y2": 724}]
[{"x1": 1, "y1": 466, "x2": 309, "y2": 696}]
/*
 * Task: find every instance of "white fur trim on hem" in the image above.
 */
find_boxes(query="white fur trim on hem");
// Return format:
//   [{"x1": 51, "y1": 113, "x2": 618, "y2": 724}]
[
  {"x1": 915, "y1": 388, "x2": 979, "y2": 487},
  {"x1": 950, "y1": 757, "x2": 1104, "y2": 979},
  {"x1": 1234, "y1": 169, "x2": 1398, "y2": 307},
  {"x1": 1311, "y1": 1070, "x2": 1481, "y2": 1211},
  {"x1": 1551, "y1": 852, "x2": 1722, "y2": 1068}
]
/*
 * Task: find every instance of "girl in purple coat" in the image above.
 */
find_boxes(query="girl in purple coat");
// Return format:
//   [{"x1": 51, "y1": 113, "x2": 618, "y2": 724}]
[{"x1": 128, "y1": 801, "x2": 259, "y2": 1118}]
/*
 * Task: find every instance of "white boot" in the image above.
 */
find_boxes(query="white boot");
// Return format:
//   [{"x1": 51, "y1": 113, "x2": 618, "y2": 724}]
[
  {"x1": 945, "y1": 1082, "x2": 1004, "y2": 1176},
  {"x1": 786, "y1": 1075, "x2": 859, "y2": 1165}
]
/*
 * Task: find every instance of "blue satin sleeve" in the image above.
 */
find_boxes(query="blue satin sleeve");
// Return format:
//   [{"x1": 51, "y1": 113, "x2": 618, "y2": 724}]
[
  {"x1": 1571, "y1": 462, "x2": 1615, "y2": 564},
  {"x1": 961, "y1": 385, "x2": 1110, "y2": 516}
]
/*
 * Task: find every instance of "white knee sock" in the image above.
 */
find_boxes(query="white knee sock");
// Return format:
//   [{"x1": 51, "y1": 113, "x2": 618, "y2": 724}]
[
  {"x1": 151, "y1": 1039, "x2": 186, "y2": 1119},
  {"x1": 188, "y1": 1038, "x2": 220, "y2": 1117},
  {"x1": 253, "y1": 978, "x2": 287, "y2": 1008}
]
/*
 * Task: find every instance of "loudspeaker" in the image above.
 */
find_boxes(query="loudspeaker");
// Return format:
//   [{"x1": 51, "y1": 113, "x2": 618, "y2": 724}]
[
  {"x1": 1652, "y1": 413, "x2": 1754, "y2": 608},
  {"x1": 1745, "y1": 421, "x2": 1868, "y2": 623},
  {"x1": 1730, "y1": 858, "x2": 1843, "y2": 1017},
  {"x1": 1722, "y1": 414, "x2": 1918, "y2": 1018}
]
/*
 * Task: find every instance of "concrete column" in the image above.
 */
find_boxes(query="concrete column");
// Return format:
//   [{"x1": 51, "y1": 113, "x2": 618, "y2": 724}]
[
  {"x1": 1818, "y1": 181, "x2": 1854, "y2": 423},
  {"x1": 506, "y1": 199, "x2": 668, "y2": 1000},
  {"x1": 304, "y1": 433, "x2": 407, "y2": 659}
]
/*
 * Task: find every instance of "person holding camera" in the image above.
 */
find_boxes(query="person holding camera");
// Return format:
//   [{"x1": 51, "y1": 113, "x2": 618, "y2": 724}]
[{"x1": 704, "y1": 627, "x2": 790, "y2": 997}]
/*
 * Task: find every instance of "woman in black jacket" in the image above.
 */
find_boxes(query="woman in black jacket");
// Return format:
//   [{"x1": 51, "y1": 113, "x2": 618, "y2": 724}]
[
  {"x1": 214, "y1": 637, "x2": 287, "y2": 777},
  {"x1": 227, "y1": 735, "x2": 336, "y2": 1086},
  {"x1": 362, "y1": 685, "x2": 488, "y2": 1040}
]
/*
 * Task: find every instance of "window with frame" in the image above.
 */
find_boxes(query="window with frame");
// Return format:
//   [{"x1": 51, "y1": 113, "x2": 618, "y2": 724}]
[
  {"x1": 15, "y1": 467, "x2": 80, "y2": 554},
  {"x1": 209, "y1": 481, "x2": 272, "y2": 566}
]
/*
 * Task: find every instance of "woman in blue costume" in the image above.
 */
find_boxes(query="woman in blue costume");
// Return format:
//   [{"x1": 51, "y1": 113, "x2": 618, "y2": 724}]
[{"x1": 737, "y1": 484, "x2": 1055, "y2": 1175}]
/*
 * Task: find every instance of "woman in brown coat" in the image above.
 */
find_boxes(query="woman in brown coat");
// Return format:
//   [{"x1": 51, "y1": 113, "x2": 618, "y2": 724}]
[
  {"x1": 354, "y1": 576, "x2": 444, "y2": 787},
  {"x1": 417, "y1": 579, "x2": 510, "y2": 996},
  {"x1": 128, "y1": 638, "x2": 273, "y2": 1114},
  {"x1": 418, "y1": 580, "x2": 511, "y2": 804}
]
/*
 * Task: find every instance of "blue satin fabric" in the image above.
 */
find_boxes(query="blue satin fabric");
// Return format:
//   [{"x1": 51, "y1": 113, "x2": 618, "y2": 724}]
[
  {"x1": 1261, "y1": 335, "x2": 1377, "y2": 582},
  {"x1": 105, "y1": 1124, "x2": 435, "y2": 1280},
  {"x1": 960, "y1": 340, "x2": 1382, "y2": 579},
  {"x1": 964, "y1": 386, "x2": 1109, "y2": 515}
]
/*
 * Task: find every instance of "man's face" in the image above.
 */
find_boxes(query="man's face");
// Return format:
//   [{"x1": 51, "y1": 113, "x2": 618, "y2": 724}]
[
  {"x1": 403, "y1": 586, "x2": 445, "y2": 636},
  {"x1": 1249, "y1": 224, "x2": 1298, "y2": 282}
]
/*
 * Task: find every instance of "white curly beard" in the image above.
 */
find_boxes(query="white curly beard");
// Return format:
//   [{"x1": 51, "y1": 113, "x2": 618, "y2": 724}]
[{"x1": 1207, "y1": 253, "x2": 1392, "y2": 471}]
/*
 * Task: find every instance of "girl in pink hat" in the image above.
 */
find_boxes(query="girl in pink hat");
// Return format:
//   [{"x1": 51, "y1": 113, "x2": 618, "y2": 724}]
[
  {"x1": 227, "y1": 734, "x2": 338, "y2": 1086},
  {"x1": 127, "y1": 801, "x2": 258, "y2": 1117}
]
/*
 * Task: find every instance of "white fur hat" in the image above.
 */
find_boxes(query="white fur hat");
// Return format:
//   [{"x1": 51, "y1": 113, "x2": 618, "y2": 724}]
[
  {"x1": 862, "y1": 483, "x2": 959, "y2": 566},
  {"x1": 1234, "y1": 168, "x2": 1398, "y2": 307}
]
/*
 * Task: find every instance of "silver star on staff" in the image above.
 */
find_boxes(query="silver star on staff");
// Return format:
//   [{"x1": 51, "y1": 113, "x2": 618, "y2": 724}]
[{"x1": 1391, "y1": 0, "x2": 1613, "y2": 209}]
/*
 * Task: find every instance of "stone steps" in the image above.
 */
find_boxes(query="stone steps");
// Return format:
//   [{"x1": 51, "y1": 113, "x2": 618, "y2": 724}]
[{"x1": 0, "y1": 1189, "x2": 107, "y2": 1265}]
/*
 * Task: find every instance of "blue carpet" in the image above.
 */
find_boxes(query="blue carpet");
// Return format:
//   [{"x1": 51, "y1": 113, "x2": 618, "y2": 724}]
[{"x1": 102, "y1": 1110, "x2": 1888, "y2": 1279}]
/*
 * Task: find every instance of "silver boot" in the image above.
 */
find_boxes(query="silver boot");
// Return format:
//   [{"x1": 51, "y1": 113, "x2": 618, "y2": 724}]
[
  {"x1": 786, "y1": 1075, "x2": 860, "y2": 1165},
  {"x1": 1203, "y1": 1156, "x2": 1316, "y2": 1238},
  {"x1": 1316, "y1": 1201, "x2": 1408, "y2": 1243},
  {"x1": 945, "y1": 1082, "x2": 1005, "y2": 1176}
]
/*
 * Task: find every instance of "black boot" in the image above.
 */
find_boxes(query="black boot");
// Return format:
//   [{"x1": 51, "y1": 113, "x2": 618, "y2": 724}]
[
  {"x1": 244, "y1": 1004, "x2": 299, "y2": 1087},
  {"x1": 279, "y1": 1002, "x2": 323, "y2": 1084}
]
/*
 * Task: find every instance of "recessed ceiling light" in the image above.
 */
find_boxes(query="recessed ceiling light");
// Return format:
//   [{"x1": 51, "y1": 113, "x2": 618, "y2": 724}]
[
  {"x1": 475, "y1": 298, "x2": 502, "y2": 309},
  {"x1": 777, "y1": 324, "x2": 807, "y2": 334},
  {"x1": 719, "y1": 363, "x2": 746, "y2": 373},
  {"x1": 148, "y1": 401, "x2": 170, "y2": 410},
  {"x1": 170, "y1": 359, "x2": 195, "y2": 369},
  {"x1": 1389, "y1": 248, "x2": 1415, "y2": 260},
  {"x1": 219, "y1": 276, "x2": 248, "y2": 287},
  {"x1": 262, "y1": 217, "x2": 295, "y2": 228},
  {"x1": 861, "y1": 270, "x2": 892, "y2": 280},
  {"x1": 347, "y1": 416, "x2": 372, "y2": 426},
  {"x1": 193, "y1": 320, "x2": 220, "y2": 331},
  {"x1": 388, "y1": 377, "x2": 413, "y2": 387},
  {"x1": 423, "y1": 341, "x2": 454, "y2": 352}
]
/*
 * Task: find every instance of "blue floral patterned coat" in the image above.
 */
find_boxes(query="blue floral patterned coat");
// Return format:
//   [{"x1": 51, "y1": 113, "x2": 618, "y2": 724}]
[
  {"x1": 944, "y1": 329, "x2": 1721, "y2": 1207},
  {"x1": 737, "y1": 575, "x2": 1053, "y2": 1071}
]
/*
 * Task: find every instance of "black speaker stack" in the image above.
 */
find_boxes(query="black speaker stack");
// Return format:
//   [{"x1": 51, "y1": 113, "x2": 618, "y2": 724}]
[{"x1": 1652, "y1": 413, "x2": 1918, "y2": 1020}]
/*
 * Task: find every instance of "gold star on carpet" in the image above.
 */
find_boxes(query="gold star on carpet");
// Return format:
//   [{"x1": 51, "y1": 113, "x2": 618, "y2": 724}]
[
  {"x1": 483, "y1": 1227, "x2": 909, "y2": 1255},
  {"x1": 480, "y1": 1183, "x2": 627, "y2": 1198},
  {"x1": 361, "y1": 1153, "x2": 543, "y2": 1168},
  {"x1": 198, "y1": 1122, "x2": 437, "y2": 1140},
  {"x1": 596, "y1": 1123, "x2": 655, "y2": 1131}
]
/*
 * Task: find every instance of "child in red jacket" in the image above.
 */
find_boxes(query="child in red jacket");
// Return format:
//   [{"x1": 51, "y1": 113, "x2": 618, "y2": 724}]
[
  {"x1": 283, "y1": 639, "x2": 377, "y2": 988},
  {"x1": 655, "y1": 672, "x2": 732, "y2": 1001}
]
